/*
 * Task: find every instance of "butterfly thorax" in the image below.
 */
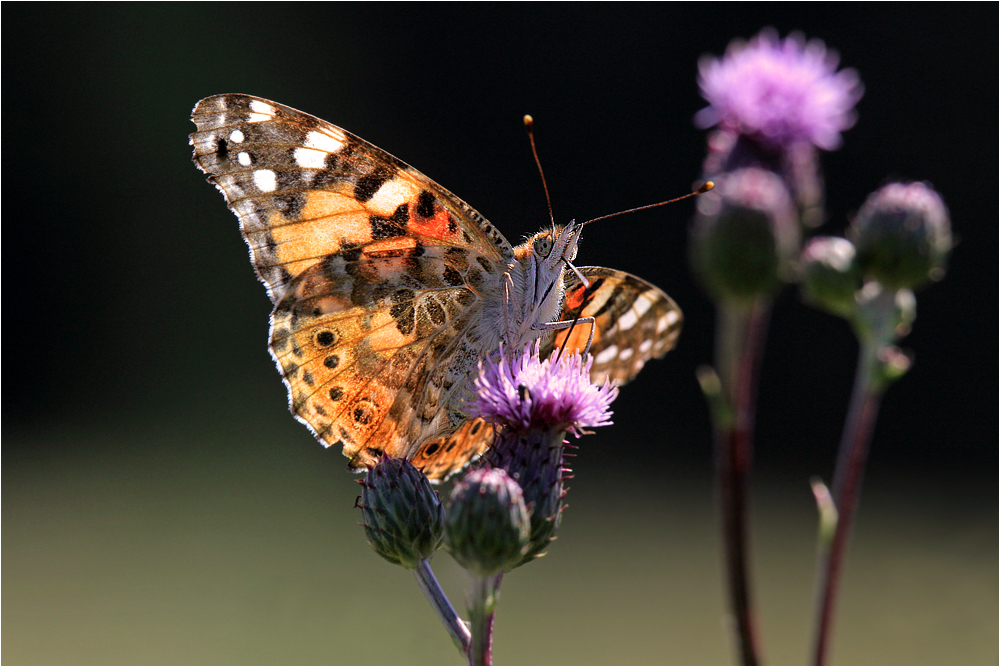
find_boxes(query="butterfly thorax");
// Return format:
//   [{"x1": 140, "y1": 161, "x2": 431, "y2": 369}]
[{"x1": 482, "y1": 222, "x2": 583, "y2": 351}]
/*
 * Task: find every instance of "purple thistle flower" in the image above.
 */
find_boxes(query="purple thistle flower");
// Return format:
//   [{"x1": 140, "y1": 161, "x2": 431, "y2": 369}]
[
  {"x1": 695, "y1": 29, "x2": 863, "y2": 151},
  {"x1": 471, "y1": 343, "x2": 618, "y2": 437}
]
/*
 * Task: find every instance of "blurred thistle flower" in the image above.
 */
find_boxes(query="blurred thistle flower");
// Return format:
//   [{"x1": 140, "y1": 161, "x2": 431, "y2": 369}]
[
  {"x1": 357, "y1": 456, "x2": 445, "y2": 569},
  {"x1": 696, "y1": 29, "x2": 863, "y2": 152},
  {"x1": 692, "y1": 168, "x2": 800, "y2": 302},
  {"x1": 850, "y1": 182, "x2": 952, "y2": 290},
  {"x1": 445, "y1": 467, "x2": 531, "y2": 578},
  {"x1": 799, "y1": 236, "x2": 862, "y2": 317},
  {"x1": 471, "y1": 343, "x2": 618, "y2": 565}
]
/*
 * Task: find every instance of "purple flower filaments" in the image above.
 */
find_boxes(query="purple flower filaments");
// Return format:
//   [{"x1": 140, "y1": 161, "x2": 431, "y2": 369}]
[{"x1": 472, "y1": 342, "x2": 618, "y2": 436}]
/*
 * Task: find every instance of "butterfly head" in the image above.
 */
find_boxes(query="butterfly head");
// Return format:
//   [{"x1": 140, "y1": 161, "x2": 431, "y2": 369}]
[{"x1": 528, "y1": 219, "x2": 582, "y2": 271}]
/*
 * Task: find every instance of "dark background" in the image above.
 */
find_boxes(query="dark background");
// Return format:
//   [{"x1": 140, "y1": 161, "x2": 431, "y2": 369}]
[{"x1": 4, "y1": 4, "x2": 996, "y2": 664}]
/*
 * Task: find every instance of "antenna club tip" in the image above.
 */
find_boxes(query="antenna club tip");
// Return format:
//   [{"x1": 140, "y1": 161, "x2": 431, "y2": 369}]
[
  {"x1": 523, "y1": 114, "x2": 534, "y2": 128},
  {"x1": 698, "y1": 181, "x2": 715, "y2": 194}
]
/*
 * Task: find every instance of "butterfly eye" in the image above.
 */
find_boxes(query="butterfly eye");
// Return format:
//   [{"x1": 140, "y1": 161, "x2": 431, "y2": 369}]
[{"x1": 533, "y1": 235, "x2": 553, "y2": 257}]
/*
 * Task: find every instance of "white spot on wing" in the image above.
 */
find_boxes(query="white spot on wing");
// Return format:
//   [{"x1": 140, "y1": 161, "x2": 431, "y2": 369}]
[
  {"x1": 617, "y1": 310, "x2": 638, "y2": 331},
  {"x1": 368, "y1": 179, "x2": 419, "y2": 217},
  {"x1": 619, "y1": 348, "x2": 634, "y2": 361},
  {"x1": 595, "y1": 345, "x2": 618, "y2": 365},
  {"x1": 250, "y1": 100, "x2": 276, "y2": 115},
  {"x1": 253, "y1": 169, "x2": 277, "y2": 193},
  {"x1": 657, "y1": 310, "x2": 679, "y2": 334},
  {"x1": 639, "y1": 339, "x2": 653, "y2": 354},
  {"x1": 229, "y1": 129, "x2": 245, "y2": 143},
  {"x1": 237, "y1": 151, "x2": 251, "y2": 166},
  {"x1": 294, "y1": 147, "x2": 326, "y2": 169},
  {"x1": 305, "y1": 130, "x2": 346, "y2": 153},
  {"x1": 634, "y1": 292, "x2": 656, "y2": 317}
]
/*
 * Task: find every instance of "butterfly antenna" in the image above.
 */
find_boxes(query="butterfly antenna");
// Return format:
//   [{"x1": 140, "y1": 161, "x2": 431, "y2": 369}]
[
  {"x1": 580, "y1": 181, "x2": 715, "y2": 227},
  {"x1": 524, "y1": 115, "x2": 557, "y2": 234}
]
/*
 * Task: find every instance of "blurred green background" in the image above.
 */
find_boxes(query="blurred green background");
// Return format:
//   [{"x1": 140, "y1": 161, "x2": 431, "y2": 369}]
[{"x1": 4, "y1": 4, "x2": 995, "y2": 664}]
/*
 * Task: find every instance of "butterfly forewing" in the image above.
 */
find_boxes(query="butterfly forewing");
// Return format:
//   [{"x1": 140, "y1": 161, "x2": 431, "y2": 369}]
[{"x1": 190, "y1": 94, "x2": 514, "y2": 302}]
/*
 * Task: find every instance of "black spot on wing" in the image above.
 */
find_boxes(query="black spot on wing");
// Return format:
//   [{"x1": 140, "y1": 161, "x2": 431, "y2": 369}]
[
  {"x1": 217, "y1": 136, "x2": 229, "y2": 162},
  {"x1": 443, "y1": 266, "x2": 464, "y2": 287},
  {"x1": 416, "y1": 190, "x2": 436, "y2": 218}
]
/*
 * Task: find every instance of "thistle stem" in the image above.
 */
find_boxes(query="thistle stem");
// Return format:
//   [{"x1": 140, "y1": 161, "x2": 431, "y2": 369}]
[
  {"x1": 714, "y1": 298, "x2": 770, "y2": 665},
  {"x1": 413, "y1": 559, "x2": 470, "y2": 654},
  {"x1": 467, "y1": 573, "x2": 501, "y2": 666},
  {"x1": 811, "y1": 340, "x2": 884, "y2": 665}
]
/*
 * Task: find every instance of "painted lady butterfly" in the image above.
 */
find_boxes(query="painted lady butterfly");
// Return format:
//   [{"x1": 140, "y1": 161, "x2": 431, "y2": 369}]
[{"x1": 190, "y1": 95, "x2": 683, "y2": 480}]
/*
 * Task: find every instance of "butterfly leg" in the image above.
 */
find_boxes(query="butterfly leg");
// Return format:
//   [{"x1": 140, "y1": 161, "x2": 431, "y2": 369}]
[{"x1": 501, "y1": 272, "x2": 514, "y2": 341}]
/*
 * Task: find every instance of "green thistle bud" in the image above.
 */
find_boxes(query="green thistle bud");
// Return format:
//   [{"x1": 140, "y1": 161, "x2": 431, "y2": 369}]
[
  {"x1": 357, "y1": 456, "x2": 444, "y2": 569},
  {"x1": 445, "y1": 467, "x2": 530, "y2": 578},
  {"x1": 799, "y1": 236, "x2": 862, "y2": 317},
  {"x1": 691, "y1": 168, "x2": 800, "y2": 302},
  {"x1": 850, "y1": 182, "x2": 952, "y2": 290}
]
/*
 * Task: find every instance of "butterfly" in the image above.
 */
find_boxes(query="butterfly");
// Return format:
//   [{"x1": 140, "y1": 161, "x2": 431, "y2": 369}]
[{"x1": 190, "y1": 95, "x2": 683, "y2": 480}]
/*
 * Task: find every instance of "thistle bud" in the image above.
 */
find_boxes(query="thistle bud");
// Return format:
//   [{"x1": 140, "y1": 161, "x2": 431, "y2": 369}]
[
  {"x1": 357, "y1": 456, "x2": 444, "y2": 569},
  {"x1": 850, "y1": 182, "x2": 952, "y2": 290},
  {"x1": 799, "y1": 236, "x2": 861, "y2": 317},
  {"x1": 445, "y1": 467, "x2": 530, "y2": 578},
  {"x1": 691, "y1": 168, "x2": 800, "y2": 302}
]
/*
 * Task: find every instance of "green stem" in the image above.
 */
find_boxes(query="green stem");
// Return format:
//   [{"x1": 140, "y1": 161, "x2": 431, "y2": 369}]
[
  {"x1": 811, "y1": 340, "x2": 884, "y2": 665},
  {"x1": 413, "y1": 559, "x2": 470, "y2": 655},
  {"x1": 467, "y1": 574, "x2": 501, "y2": 666},
  {"x1": 714, "y1": 298, "x2": 770, "y2": 665}
]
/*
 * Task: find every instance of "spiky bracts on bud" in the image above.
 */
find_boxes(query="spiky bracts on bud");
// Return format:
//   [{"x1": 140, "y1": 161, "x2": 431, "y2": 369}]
[
  {"x1": 692, "y1": 168, "x2": 799, "y2": 302},
  {"x1": 445, "y1": 467, "x2": 530, "y2": 578},
  {"x1": 357, "y1": 456, "x2": 444, "y2": 569},
  {"x1": 850, "y1": 182, "x2": 952, "y2": 290}
]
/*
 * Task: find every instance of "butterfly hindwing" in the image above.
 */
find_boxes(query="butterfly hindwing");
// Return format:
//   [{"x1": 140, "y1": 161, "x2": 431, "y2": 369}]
[
  {"x1": 268, "y1": 242, "x2": 500, "y2": 473},
  {"x1": 543, "y1": 267, "x2": 683, "y2": 385}
]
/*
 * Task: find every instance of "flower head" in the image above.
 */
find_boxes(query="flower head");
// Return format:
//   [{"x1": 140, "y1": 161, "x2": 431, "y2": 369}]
[
  {"x1": 696, "y1": 29, "x2": 863, "y2": 151},
  {"x1": 471, "y1": 342, "x2": 619, "y2": 566},
  {"x1": 472, "y1": 343, "x2": 618, "y2": 436}
]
